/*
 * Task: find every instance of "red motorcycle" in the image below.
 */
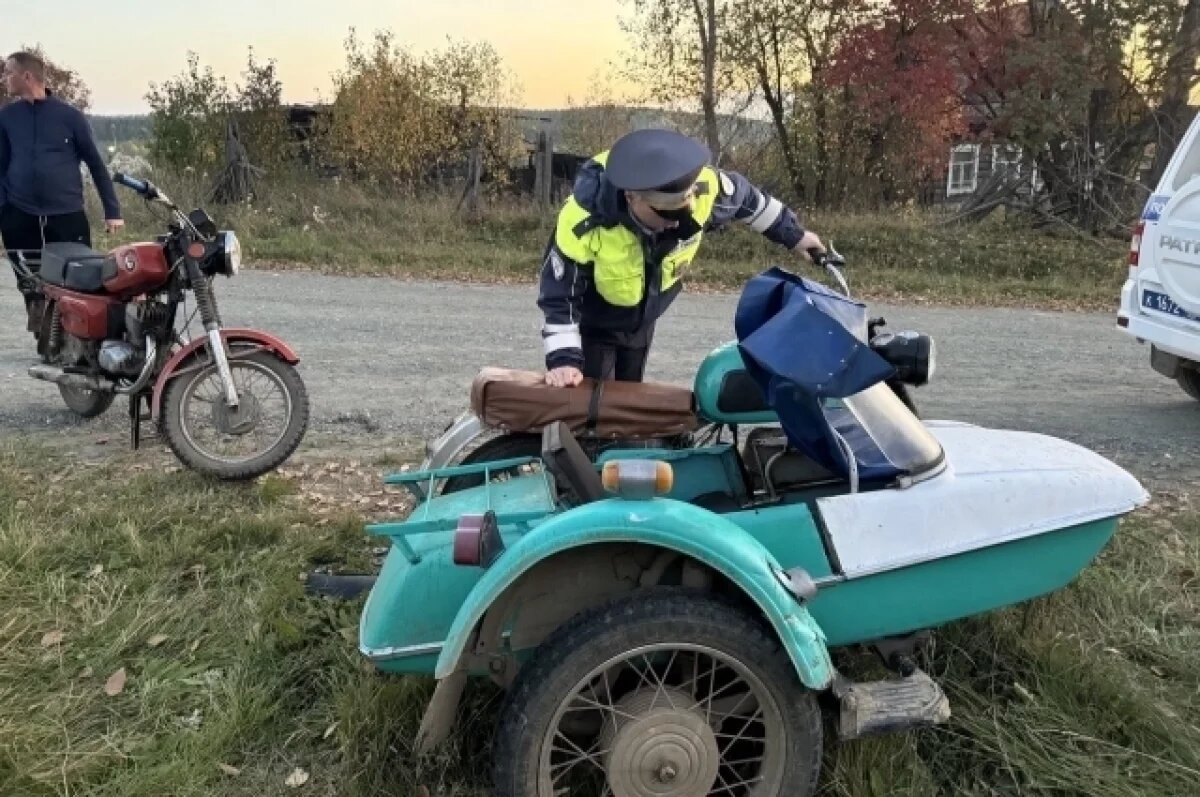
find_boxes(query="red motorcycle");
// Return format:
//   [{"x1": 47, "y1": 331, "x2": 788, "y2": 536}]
[{"x1": 9, "y1": 172, "x2": 309, "y2": 480}]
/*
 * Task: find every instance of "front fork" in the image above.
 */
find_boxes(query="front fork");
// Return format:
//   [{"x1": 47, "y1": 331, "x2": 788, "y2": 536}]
[
  {"x1": 206, "y1": 327, "x2": 240, "y2": 408},
  {"x1": 187, "y1": 260, "x2": 239, "y2": 408}
]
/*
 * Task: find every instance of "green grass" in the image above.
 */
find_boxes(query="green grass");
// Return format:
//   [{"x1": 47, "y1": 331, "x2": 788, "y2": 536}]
[
  {"x1": 90, "y1": 171, "x2": 1130, "y2": 312},
  {"x1": 2, "y1": 441, "x2": 1194, "y2": 796}
]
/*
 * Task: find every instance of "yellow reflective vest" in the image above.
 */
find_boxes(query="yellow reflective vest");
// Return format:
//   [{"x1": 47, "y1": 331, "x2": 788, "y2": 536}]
[{"x1": 553, "y1": 150, "x2": 720, "y2": 308}]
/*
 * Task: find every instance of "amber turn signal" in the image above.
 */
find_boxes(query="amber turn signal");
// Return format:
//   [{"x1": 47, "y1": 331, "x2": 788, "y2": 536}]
[{"x1": 601, "y1": 459, "x2": 673, "y2": 499}]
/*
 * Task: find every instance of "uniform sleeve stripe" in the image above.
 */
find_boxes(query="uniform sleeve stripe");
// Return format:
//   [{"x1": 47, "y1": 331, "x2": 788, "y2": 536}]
[
  {"x1": 741, "y1": 188, "x2": 767, "y2": 222},
  {"x1": 747, "y1": 196, "x2": 783, "y2": 233},
  {"x1": 543, "y1": 331, "x2": 583, "y2": 354}
]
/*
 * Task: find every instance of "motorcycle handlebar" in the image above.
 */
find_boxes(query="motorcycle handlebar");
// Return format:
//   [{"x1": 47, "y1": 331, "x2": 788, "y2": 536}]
[
  {"x1": 807, "y1": 247, "x2": 845, "y2": 269},
  {"x1": 113, "y1": 172, "x2": 157, "y2": 199},
  {"x1": 805, "y1": 245, "x2": 850, "y2": 297}
]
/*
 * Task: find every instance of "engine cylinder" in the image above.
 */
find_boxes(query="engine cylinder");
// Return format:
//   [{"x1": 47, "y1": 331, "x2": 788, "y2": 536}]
[{"x1": 98, "y1": 341, "x2": 143, "y2": 376}]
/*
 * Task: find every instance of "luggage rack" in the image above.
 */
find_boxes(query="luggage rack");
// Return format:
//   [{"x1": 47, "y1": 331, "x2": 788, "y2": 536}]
[
  {"x1": 385, "y1": 455, "x2": 546, "y2": 500},
  {"x1": 366, "y1": 456, "x2": 557, "y2": 564}
]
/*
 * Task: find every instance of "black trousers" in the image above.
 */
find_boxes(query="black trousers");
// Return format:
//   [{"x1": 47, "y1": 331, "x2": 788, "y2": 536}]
[
  {"x1": 581, "y1": 321, "x2": 657, "y2": 382},
  {"x1": 2, "y1": 206, "x2": 92, "y2": 311}
]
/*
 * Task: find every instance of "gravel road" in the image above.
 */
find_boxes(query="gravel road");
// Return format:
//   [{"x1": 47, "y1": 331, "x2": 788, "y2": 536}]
[{"x1": 2, "y1": 270, "x2": 1196, "y2": 489}]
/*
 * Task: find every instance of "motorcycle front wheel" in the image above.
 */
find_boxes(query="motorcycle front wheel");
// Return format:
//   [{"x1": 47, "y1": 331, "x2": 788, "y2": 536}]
[{"x1": 160, "y1": 349, "x2": 309, "y2": 480}]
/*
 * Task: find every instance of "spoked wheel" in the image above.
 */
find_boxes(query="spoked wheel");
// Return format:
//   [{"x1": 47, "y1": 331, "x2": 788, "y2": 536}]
[
  {"x1": 58, "y1": 385, "x2": 115, "y2": 419},
  {"x1": 160, "y1": 349, "x2": 309, "y2": 480},
  {"x1": 493, "y1": 591, "x2": 823, "y2": 797}
]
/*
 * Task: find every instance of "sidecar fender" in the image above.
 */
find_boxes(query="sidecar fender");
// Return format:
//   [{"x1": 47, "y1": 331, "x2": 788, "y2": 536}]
[{"x1": 434, "y1": 497, "x2": 835, "y2": 691}]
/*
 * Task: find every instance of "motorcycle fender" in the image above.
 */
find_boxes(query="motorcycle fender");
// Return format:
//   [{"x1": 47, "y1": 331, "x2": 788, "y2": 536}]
[
  {"x1": 420, "y1": 411, "x2": 487, "y2": 471},
  {"x1": 433, "y1": 498, "x2": 835, "y2": 691},
  {"x1": 150, "y1": 328, "x2": 299, "y2": 422}
]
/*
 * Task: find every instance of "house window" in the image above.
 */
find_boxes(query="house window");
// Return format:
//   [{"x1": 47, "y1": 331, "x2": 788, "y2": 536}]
[
  {"x1": 992, "y1": 144, "x2": 1022, "y2": 177},
  {"x1": 947, "y1": 144, "x2": 980, "y2": 196}
]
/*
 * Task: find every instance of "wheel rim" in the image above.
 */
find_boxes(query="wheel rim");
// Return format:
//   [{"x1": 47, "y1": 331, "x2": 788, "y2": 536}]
[
  {"x1": 177, "y1": 360, "x2": 293, "y2": 465},
  {"x1": 537, "y1": 643, "x2": 786, "y2": 797}
]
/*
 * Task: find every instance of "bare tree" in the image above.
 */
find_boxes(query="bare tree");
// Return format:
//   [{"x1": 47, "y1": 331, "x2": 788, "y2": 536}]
[{"x1": 620, "y1": 0, "x2": 738, "y2": 160}]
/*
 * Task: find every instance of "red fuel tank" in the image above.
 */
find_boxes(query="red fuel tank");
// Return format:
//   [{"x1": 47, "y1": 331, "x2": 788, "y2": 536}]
[{"x1": 103, "y1": 243, "x2": 170, "y2": 298}]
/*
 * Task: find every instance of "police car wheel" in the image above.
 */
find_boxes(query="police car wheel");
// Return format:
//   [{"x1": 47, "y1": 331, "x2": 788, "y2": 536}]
[{"x1": 1177, "y1": 368, "x2": 1200, "y2": 402}]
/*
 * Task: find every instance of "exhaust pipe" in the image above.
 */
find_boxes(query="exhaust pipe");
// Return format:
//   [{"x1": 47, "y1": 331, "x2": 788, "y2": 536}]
[
  {"x1": 28, "y1": 364, "x2": 116, "y2": 393},
  {"x1": 304, "y1": 572, "x2": 378, "y2": 600}
]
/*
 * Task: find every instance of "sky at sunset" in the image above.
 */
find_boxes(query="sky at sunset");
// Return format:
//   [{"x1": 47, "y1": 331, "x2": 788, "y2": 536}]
[{"x1": 7, "y1": 0, "x2": 637, "y2": 114}]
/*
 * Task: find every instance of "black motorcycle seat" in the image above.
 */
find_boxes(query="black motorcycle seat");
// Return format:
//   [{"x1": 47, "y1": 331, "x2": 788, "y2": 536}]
[
  {"x1": 716, "y1": 368, "x2": 770, "y2": 414},
  {"x1": 39, "y1": 243, "x2": 115, "y2": 293}
]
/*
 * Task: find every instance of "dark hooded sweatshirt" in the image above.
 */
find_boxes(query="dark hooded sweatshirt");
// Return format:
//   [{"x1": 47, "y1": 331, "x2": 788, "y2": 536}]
[{"x1": 0, "y1": 92, "x2": 121, "y2": 220}]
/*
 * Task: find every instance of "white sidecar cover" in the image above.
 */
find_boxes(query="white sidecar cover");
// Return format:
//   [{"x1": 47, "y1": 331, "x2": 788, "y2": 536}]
[{"x1": 815, "y1": 422, "x2": 1151, "y2": 579}]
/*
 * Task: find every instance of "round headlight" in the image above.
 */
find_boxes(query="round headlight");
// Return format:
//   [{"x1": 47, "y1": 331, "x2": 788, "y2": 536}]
[
  {"x1": 871, "y1": 330, "x2": 935, "y2": 386},
  {"x1": 221, "y1": 231, "x2": 242, "y2": 276}
]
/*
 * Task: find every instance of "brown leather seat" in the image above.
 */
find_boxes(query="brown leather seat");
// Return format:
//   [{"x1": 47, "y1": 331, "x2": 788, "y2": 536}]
[{"x1": 470, "y1": 367, "x2": 699, "y2": 439}]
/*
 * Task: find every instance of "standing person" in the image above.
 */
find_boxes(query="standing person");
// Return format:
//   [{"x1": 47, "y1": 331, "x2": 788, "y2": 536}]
[
  {"x1": 537, "y1": 127, "x2": 825, "y2": 386},
  {"x1": 0, "y1": 50, "x2": 123, "y2": 327}
]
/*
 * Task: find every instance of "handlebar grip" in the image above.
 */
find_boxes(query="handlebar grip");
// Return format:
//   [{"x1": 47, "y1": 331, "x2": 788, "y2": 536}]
[{"x1": 113, "y1": 172, "x2": 151, "y2": 196}]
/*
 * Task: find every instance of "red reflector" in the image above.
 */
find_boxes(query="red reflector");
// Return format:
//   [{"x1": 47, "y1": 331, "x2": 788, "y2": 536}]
[
  {"x1": 1129, "y1": 222, "x2": 1145, "y2": 267},
  {"x1": 453, "y1": 511, "x2": 504, "y2": 567}
]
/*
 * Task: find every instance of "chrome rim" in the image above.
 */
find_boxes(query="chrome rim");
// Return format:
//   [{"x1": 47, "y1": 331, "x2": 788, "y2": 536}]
[
  {"x1": 178, "y1": 360, "x2": 292, "y2": 464},
  {"x1": 537, "y1": 643, "x2": 786, "y2": 797}
]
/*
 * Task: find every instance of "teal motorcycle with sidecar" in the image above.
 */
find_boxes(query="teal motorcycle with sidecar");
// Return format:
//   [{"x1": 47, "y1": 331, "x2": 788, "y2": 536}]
[{"x1": 351, "y1": 260, "x2": 1149, "y2": 797}]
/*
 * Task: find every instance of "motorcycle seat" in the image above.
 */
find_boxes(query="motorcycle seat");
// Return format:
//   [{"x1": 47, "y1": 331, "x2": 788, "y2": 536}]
[
  {"x1": 39, "y1": 243, "x2": 115, "y2": 293},
  {"x1": 713, "y1": 368, "x2": 771, "y2": 414}
]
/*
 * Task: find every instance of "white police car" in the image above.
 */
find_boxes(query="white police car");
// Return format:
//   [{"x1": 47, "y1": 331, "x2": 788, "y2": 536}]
[{"x1": 1119, "y1": 110, "x2": 1200, "y2": 401}]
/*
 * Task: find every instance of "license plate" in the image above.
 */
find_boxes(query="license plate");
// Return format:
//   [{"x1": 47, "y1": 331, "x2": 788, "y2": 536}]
[{"x1": 1142, "y1": 290, "x2": 1200, "y2": 323}]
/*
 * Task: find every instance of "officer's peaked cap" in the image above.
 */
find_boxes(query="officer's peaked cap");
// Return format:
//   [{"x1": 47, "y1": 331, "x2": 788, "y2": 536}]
[{"x1": 605, "y1": 128, "x2": 711, "y2": 192}]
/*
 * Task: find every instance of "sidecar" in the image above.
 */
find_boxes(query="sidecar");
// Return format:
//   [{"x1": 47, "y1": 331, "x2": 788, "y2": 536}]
[
  {"x1": 356, "y1": 269, "x2": 1148, "y2": 796},
  {"x1": 358, "y1": 390, "x2": 1146, "y2": 796}
]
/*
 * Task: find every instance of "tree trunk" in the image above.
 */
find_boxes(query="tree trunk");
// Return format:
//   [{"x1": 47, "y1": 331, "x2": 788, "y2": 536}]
[
  {"x1": 810, "y1": 65, "x2": 829, "y2": 206},
  {"x1": 756, "y1": 63, "x2": 806, "y2": 202},
  {"x1": 693, "y1": 0, "x2": 723, "y2": 162}
]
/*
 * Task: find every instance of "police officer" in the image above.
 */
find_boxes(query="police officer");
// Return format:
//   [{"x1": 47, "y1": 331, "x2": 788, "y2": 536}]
[{"x1": 537, "y1": 128, "x2": 826, "y2": 387}]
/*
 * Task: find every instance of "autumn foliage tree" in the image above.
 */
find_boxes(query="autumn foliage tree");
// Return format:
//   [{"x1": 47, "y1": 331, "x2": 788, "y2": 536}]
[
  {"x1": 931, "y1": 0, "x2": 1200, "y2": 232},
  {"x1": 146, "y1": 49, "x2": 290, "y2": 174},
  {"x1": 327, "y1": 31, "x2": 522, "y2": 187},
  {"x1": 146, "y1": 53, "x2": 233, "y2": 171},
  {"x1": 823, "y1": 0, "x2": 969, "y2": 204}
]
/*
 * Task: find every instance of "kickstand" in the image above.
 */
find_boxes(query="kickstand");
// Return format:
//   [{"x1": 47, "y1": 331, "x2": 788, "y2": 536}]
[{"x1": 129, "y1": 394, "x2": 143, "y2": 451}]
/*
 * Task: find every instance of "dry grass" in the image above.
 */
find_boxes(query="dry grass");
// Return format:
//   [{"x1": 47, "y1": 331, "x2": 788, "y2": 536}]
[
  {"x1": 90, "y1": 170, "x2": 1130, "y2": 313},
  {"x1": 1, "y1": 438, "x2": 1196, "y2": 796}
]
